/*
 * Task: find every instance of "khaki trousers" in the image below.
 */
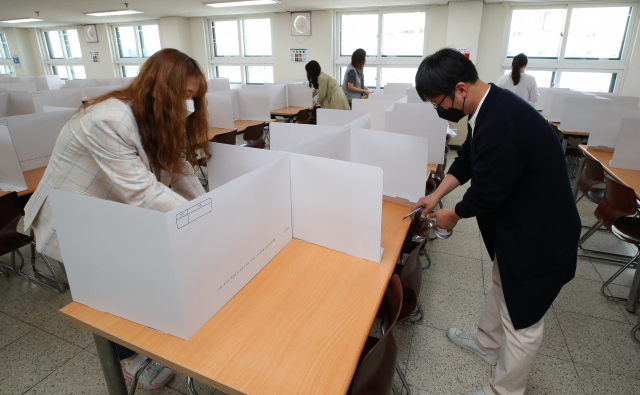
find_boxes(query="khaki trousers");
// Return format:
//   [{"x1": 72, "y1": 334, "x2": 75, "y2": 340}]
[{"x1": 471, "y1": 259, "x2": 545, "y2": 395}]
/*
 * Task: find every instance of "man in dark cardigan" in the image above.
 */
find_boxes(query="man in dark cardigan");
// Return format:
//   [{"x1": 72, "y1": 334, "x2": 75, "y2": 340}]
[{"x1": 411, "y1": 48, "x2": 581, "y2": 395}]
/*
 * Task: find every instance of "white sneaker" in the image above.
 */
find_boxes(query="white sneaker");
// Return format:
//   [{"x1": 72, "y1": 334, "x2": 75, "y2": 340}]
[
  {"x1": 455, "y1": 389, "x2": 486, "y2": 395},
  {"x1": 447, "y1": 327, "x2": 498, "y2": 366}
]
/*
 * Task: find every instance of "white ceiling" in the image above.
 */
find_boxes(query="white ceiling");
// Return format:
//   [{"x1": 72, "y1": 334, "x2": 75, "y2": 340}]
[{"x1": 0, "y1": 0, "x2": 610, "y2": 28}]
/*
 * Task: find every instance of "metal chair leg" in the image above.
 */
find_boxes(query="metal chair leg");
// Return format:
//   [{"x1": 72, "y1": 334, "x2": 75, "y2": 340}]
[
  {"x1": 601, "y1": 250, "x2": 640, "y2": 303},
  {"x1": 187, "y1": 376, "x2": 200, "y2": 395},
  {"x1": 16, "y1": 249, "x2": 67, "y2": 293},
  {"x1": 626, "y1": 245, "x2": 640, "y2": 313},
  {"x1": 129, "y1": 358, "x2": 152, "y2": 395},
  {"x1": 408, "y1": 299, "x2": 424, "y2": 325},
  {"x1": 197, "y1": 166, "x2": 208, "y2": 187},
  {"x1": 631, "y1": 316, "x2": 640, "y2": 344},
  {"x1": 396, "y1": 363, "x2": 412, "y2": 395},
  {"x1": 421, "y1": 248, "x2": 431, "y2": 270},
  {"x1": 578, "y1": 221, "x2": 635, "y2": 264}
]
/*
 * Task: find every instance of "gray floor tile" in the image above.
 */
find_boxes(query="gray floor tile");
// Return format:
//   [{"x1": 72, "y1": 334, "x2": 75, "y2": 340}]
[
  {"x1": 35, "y1": 314, "x2": 95, "y2": 349},
  {"x1": 0, "y1": 286, "x2": 73, "y2": 327},
  {"x1": 574, "y1": 363, "x2": 640, "y2": 395},
  {"x1": 574, "y1": 257, "x2": 603, "y2": 282},
  {"x1": 593, "y1": 260, "x2": 637, "y2": 287},
  {"x1": 524, "y1": 355, "x2": 583, "y2": 395},
  {"x1": 580, "y1": 228, "x2": 636, "y2": 257},
  {"x1": 426, "y1": 231, "x2": 482, "y2": 261},
  {"x1": 556, "y1": 309, "x2": 640, "y2": 379},
  {"x1": 405, "y1": 325, "x2": 491, "y2": 394},
  {"x1": 0, "y1": 328, "x2": 81, "y2": 394},
  {"x1": 0, "y1": 312, "x2": 35, "y2": 350},
  {"x1": 420, "y1": 281, "x2": 486, "y2": 332},
  {"x1": 538, "y1": 308, "x2": 572, "y2": 362},
  {"x1": 168, "y1": 370, "x2": 216, "y2": 395},
  {"x1": 554, "y1": 277, "x2": 629, "y2": 323},
  {"x1": 482, "y1": 260, "x2": 493, "y2": 295},
  {"x1": 0, "y1": 269, "x2": 38, "y2": 309},
  {"x1": 422, "y1": 251, "x2": 484, "y2": 294}
]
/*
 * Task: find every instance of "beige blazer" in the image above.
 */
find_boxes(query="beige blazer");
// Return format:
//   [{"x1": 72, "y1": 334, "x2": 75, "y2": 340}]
[
  {"x1": 313, "y1": 72, "x2": 350, "y2": 111},
  {"x1": 24, "y1": 98, "x2": 205, "y2": 261}
]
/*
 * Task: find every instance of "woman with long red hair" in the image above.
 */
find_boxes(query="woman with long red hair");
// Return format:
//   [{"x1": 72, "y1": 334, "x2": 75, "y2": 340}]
[{"x1": 24, "y1": 48, "x2": 210, "y2": 390}]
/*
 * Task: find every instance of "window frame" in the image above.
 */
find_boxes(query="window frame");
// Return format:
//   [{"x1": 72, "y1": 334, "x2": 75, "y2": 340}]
[
  {"x1": 109, "y1": 20, "x2": 162, "y2": 77},
  {"x1": 0, "y1": 31, "x2": 14, "y2": 75},
  {"x1": 39, "y1": 26, "x2": 85, "y2": 80},
  {"x1": 334, "y1": 7, "x2": 430, "y2": 90},
  {"x1": 501, "y1": 3, "x2": 639, "y2": 93},
  {"x1": 207, "y1": 15, "x2": 275, "y2": 84}
]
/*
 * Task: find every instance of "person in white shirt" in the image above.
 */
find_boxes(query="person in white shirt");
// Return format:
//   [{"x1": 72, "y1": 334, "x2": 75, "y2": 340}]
[{"x1": 496, "y1": 53, "x2": 539, "y2": 104}]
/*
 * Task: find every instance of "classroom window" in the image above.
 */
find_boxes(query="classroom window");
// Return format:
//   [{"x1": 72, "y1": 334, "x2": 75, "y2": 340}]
[
  {"x1": 507, "y1": 9, "x2": 566, "y2": 58},
  {"x1": 209, "y1": 17, "x2": 274, "y2": 83},
  {"x1": 111, "y1": 22, "x2": 161, "y2": 77},
  {"x1": 52, "y1": 65, "x2": 86, "y2": 80},
  {"x1": 381, "y1": 12, "x2": 425, "y2": 57},
  {"x1": 0, "y1": 65, "x2": 15, "y2": 75},
  {"x1": 336, "y1": 9, "x2": 428, "y2": 90},
  {"x1": 0, "y1": 32, "x2": 14, "y2": 75},
  {"x1": 564, "y1": 7, "x2": 631, "y2": 60},
  {"x1": 41, "y1": 28, "x2": 85, "y2": 79},
  {"x1": 558, "y1": 72, "x2": 616, "y2": 93},
  {"x1": 216, "y1": 66, "x2": 242, "y2": 83}
]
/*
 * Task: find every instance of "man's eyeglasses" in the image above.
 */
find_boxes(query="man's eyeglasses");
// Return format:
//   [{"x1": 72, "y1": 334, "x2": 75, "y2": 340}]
[{"x1": 430, "y1": 92, "x2": 452, "y2": 111}]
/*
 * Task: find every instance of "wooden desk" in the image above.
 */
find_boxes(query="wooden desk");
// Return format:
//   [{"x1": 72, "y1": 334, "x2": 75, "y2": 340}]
[
  {"x1": 234, "y1": 119, "x2": 273, "y2": 133},
  {"x1": 59, "y1": 201, "x2": 411, "y2": 395},
  {"x1": 428, "y1": 163, "x2": 437, "y2": 176},
  {"x1": 578, "y1": 145, "x2": 640, "y2": 199},
  {"x1": 0, "y1": 166, "x2": 46, "y2": 198},
  {"x1": 207, "y1": 127, "x2": 236, "y2": 141},
  {"x1": 270, "y1": 106, "x2": 310, "y2": 117}
]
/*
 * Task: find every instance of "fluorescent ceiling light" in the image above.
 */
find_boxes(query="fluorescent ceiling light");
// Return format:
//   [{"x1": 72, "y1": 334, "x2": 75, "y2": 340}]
[
  {"x1": 205, "y1": 0, "x2": 280, "y2": 8},
  {"x1": 1, "y1": 18, "x2": 44, "y2": 23},
  {"x1": 85, "y1": 9, "x2": 143, "y2": 16}
]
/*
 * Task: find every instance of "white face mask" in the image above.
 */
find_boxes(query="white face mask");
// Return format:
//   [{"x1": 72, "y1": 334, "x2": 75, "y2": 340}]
[{"x1": 185, "y1": 99, "x2": 195, "y2": 117}]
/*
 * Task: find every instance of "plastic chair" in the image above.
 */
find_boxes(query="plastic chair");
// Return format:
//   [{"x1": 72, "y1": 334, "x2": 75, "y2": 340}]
[
  {"x1": 309, "y1": 107, "x2": 317, "y2": 125},
  {"x1": 602, "y1": 217, "x2": 640, "y2": 313},
  {"x1": 242, "y1": 123, "x2": 266, "y2": 149},
  {"x1": 349, "y1": 274, "x2": 408, "y2": 395},
  {"x1": 296, "y1": 109, "x2": 310, "y2": 124},
  {"x1": 579, "y1": 177, "x2": 638, "y2": 265},
  {"x1": 211, "y1": 130, "x2": 237, "y2": 145},
  {"x1": 576, "y1": 156, "x2": 605, "y2": 205}
]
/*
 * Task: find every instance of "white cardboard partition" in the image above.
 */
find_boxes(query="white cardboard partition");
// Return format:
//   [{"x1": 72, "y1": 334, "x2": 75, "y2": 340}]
[
  {"x1": 588, "y1": 93, "x2": 640, "y2": 109},
  {"x1": 0, "y1": 76, "x2": 20, "y2": 84},
  {"x1": 369, "y1": 93, "x2": 407, "y2": 103},
  {"x1": 384, "y1": 83, "x2": 412, "y2": 95},
  {"x1": 560, "y1": 97, "x2": 612, "y2": 132},
  {"x1": 0, "y1": 92, "x2": 14, "y2": 117},
  {"x1": 587, "y1": 108, "x2": 640, "y2": 149},
  {"x1": 236, "y1": 87, "x2": 271, "y2": 121},
  {"x1": 0, "y1": 109, "x2": 76, "y2": 171},
  {"x1": 31, "y1": 89, "x2": 83, "y2": 113},
  {"x1": 534, "y1": 87, "x2": 551, "y2": 111},
  {"x1": 317, "y1": 108, "x2": 371, "y2": 128},
  {"x1": 7, "y1": 92, "x2": 36, "y2": 115},
  {"x1": 85, "y1": 86, "x2": 123, "y2": 101},
  {"x1": 50, "y1": 149, "x2": 293, "y2": 340},
  {"x1": 0, "y1": 125, "x2": 27, "y2": 193},
  {"x1": 206, "y1": 91, "x2": 234, "y2": 129},
  {"x1": 269, "y1": 123, "x2": 342, "y2": 151},
  {"x1": 352, "y1": 99, "x2": 396, "y2": 131},
  {"x1": 63, "y1": 79, "x2": 97, "y2": 98},
  {"x1": 267, "y1": 84, "x2": 287, "y2": 110},
  {"x1": 43, "y1": 106, "x2": 76, "y2": 112},
  {"x1": 287, "y1": 83, "x2": 313, "y2": 108},
  {"x1": 0, "y1": 82, "x2": 37, "y2": 93},
  {"x1": 549, "y1": 92, "x2": 592, "y2": 122},
  {"x1": 541, "y1": 88, "x2": 573, "y2": 116},
  {"x1": 406, "y1": 87, "x2": 423, "y2": 103},
  {"x1": 385, "y1": 102, "x2": 448, "y2": 164},
  {"x1": 229, "y1": 90, "x2": 241, "y2": 120},
  {"x1": 50, "y1": 141, "x2": 385, "y2": 339},
  {"x1": 36, "y1": 76, "x2": 63, "y2": 90},
  {"x1": 610, "y1": 118, "x2": 640, "y2": 170},
  {"x1": 208, "y1": 78, "x2": 231, "y2": 93}
]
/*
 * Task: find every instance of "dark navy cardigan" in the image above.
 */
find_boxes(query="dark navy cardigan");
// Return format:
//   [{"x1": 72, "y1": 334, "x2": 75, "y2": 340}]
[{"x1": 448, "y1": 84, "x2": 581, "y2": 329}]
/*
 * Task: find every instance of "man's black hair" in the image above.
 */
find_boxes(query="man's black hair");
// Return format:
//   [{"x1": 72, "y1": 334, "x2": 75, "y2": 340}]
[{"x1": 415, "y1": 48, "x2": 479, "y2": 102}]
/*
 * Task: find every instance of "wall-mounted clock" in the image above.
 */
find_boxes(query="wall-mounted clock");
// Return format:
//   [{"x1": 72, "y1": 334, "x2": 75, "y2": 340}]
[{"x1": 84, "y1": 25, "x2": 98, "y2": 43}]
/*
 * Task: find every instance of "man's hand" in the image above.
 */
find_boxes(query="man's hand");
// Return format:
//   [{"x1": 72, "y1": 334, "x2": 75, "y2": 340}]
[
  {"x1": 411, "y1": 194, "x2": 440, "y2": 217},
  {"x1": 427, "y1": 208, "x2": 461, "y2": 232}
]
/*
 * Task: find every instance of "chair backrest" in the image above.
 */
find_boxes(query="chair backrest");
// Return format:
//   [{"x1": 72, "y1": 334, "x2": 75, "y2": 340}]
[
  {"x1": 212, "y1": 130, "x2": 236, "y2": 145},
  {"x1": 0, "y1": 192, "x2": 33, "y2": 255},
  {"x1": 425, "y1": 178, "x2": 437, "y2": 196},
  {"x1": 243, "y1": 123, "x2": 266, "y2": 149},
  {"x1": 595, "y1": 177, "x2": 638, "y2": 229},
  {"x1": 397, "y1": 241, "x2": 424, "y2": 321},
  {"x1": 349, "y1": 274, "x2": 401, "y2": 395},
  {"x1": 549, "y1": 122, "x2": 563, "y2": 142},
  {"x1": 296, "y1": 109, "x2": 310, "y2": 124},
  {"x1": 577, "y1": 156, "x2": 605, "y2": 196}
]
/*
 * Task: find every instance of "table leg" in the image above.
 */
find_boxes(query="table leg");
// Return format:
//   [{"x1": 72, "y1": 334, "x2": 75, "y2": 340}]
[
  {"x1": 562, "y1": 138, "x2": 568, "y2": 154},
  {"x1": 572, "y1": 157, "x2": 585, "y2": 201},
  {"x1": 93, "y1": 333, "x2": 128, "y2": 395}
]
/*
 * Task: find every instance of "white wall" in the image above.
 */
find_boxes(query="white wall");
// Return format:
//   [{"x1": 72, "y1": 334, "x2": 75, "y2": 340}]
[
  {"x1": 3, "y1": 27, "x2": 41, "y2": 77},
  {"x1": 161, "y1": 17, "x2": 194, "y2": 57},
  {"x1": 272, "y1": 11, "x2": 334, "y2": 82},
  {"x1": 427, "y1": 5, "x2": 448, "y2": 56},
  {"x1": 446, "y1": 1, "x2": 484, "y2": 64},
  {"x1": 189, "y1": 18, "x2": 211, "y2": 77},
  {"x1": 476, "y1": 3, "x2": 509, "y2": 85},
  {"x1": 77, "y1": 24, "x2": 117, "y2": 79}
]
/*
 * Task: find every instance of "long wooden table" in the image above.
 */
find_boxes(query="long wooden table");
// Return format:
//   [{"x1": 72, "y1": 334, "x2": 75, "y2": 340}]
[
  {"x1": 0, "y1": 166, "x2": 47, "y2": 197},
  {"x1": 270, "y1": 106, "x2": 311, "y2": 118},
  {"x1": 578, "y1": 145, "x2": 640, "y2": 199},
  {"x1": 234, "y1": 119, "x2": 274, "y2": 133},
  {"x1": 207, "y1": 127, "x2": 237, "y2": 141},
  {"x1": 59, "y1": 201, "x2": 411, "y2": 395}
]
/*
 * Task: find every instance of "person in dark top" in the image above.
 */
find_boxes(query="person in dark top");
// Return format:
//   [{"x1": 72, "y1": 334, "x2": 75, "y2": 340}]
[
  {"x1": 411, "y1": 48, "x2": 580, "y2": 395},
  {"x1": 341, "y1": 48, "x2": 370, "y2": 108}
]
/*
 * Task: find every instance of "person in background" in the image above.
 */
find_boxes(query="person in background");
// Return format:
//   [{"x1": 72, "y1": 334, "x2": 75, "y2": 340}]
[
  {"x1": 305, "y1": 60, "x2": 350, "y2": 110},
  {"x1": 412, "y1": 48, "x2": 580, "y2": 395},
  {"x1": 496, "y1": 53, "x2": 539, "y2": 104},
  {"x1": 342, "y1": 48, "x2": 370, "y2": 108},
  {"x1": 23, "y1": 48, "x2": 210, "y2": 391}
]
